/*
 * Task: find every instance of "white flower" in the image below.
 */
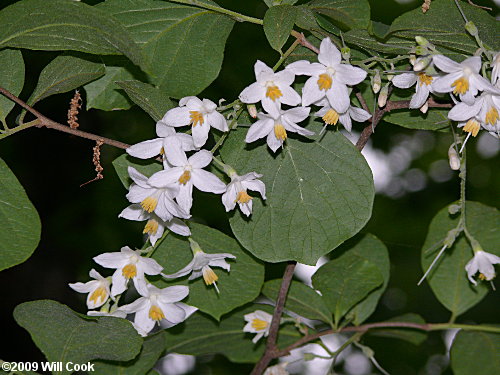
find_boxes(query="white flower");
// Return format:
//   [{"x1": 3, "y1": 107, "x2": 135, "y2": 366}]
[
  {"x1": 465, "y1": 250, "x2": 500, "y2": 285},
  {"x1": 432, "y1": 55, "x2": 497, "y2": 105},
  {"x1": 69, "y1": 269, "x2": 112, "y2": 309},
  {"x1": 222, "y1": 169, "x2": 266, "y2": 216},
  {"x1": 245, "y1": 104, "x2": 313, "y2": 153},
  {"x1": 119, "y1": 284, "x2": 190, "y2": 334},
  {"x1": 239, "y1": 60, "x2": 301, "y2": 110},
  {"x1": 286, "y1": 37, "x2": 367, "y2": 112},
  {"x1": 264, "y1": 363, "x2": 289, "y2": 375},
  {"x1": 491, "y1": 52, "x2": 500, "y2": 85},
  {"x1": 315, "y1": 98, "x2": 371, "y2": 132},
  {"x1": 243, "y1": 310, "x2": 273, "y2": 343},
  {"x1": 126, "y1": 121, "x2": 196, "y2": 159},
  {"x1": 162, "y1": 96, "x2": 228, "y2": 148},
  {"x1": 93, "y1": 246, "x2": 163, "y2": 297},
  {"x1": 119, "y1": 204, "x2": 191, "y2": 245},
  {"x1": 162, "y1": 239, "x2": 236, "y2": 293},
  {"x1": 126, "y1": 167, "x2": 190, "y2": 223},
  {"x1": 148, "y1": 138, "x2": 226, "y2": 213},
  {"x1": 392, "y1": 71, "x2": 436, "y2": 109}
]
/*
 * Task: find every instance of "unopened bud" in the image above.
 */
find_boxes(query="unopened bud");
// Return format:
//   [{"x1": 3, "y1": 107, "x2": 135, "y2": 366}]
[
  {"x1": 409, "y1": 54, "x2": 417, "y2": 66},
  {"x1": 415, "y1": 36, "x2": 430, "y2": 47},
  {"x1": 448, "y1": 204, "x2": 461, "y2": 215},
  {"x1": 414, "y1": 46, "x2": 428, "y2": 56},
  {"x1": 378, "y1": 86, "x2": 388, "y2": 108},
  {"x1": 247, "y1": 104, "x2": 257, "y2": 119},
  {"x1": 448, "y1": 145, "x2": 460, "y2": 170},
  {"x1": 341, "y1": 47, "x2": 351, "y2": 60},
  {"x1": 372, "y1": 70, "x2": 381, "y2": 94},
  {"x1": 420, "y1": 101, "x2": 429, "y2": 114},
  {"x1": 465, "y1": 21, "x2": 478, "y2": 37},
  {"x1": 413, "y1": 56, "x2": 431, "y2": 72}
]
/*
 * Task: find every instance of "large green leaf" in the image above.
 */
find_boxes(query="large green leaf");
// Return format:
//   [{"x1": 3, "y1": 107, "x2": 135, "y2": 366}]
[
  {"x1": 312, "y1": 250, "x2": 383, "y2": 326},
  {"x1": 164, "y1": 304, "x2": 299, "y2": 363},
  {"x1": 0, "y1": 49, "x2": 24, "y2": 125},
  {"x1": 451, "y1": 330, "x2": 500, "y2": 375},
  {"x1": 0, "y1": 157, "x2": 41, "y2": 272},
  {"x1": 14, "y1": 300, "x2": 142, "y2": 375},
  {"x1": 343, "y1": 29, "x2": 408, "y2": 55},
  {"x1": 97, "y1": 0, "x2": 234, "y2": 98},
  {"x1": 309, "y1": 0, "x2": 371, "y2": 31},
  {"x1": 28, "y1": 54, "x2": 105, "y2": 106},
  {"x1": 0, "y1": 0, "x2": 144, "y2": 69},
  {"x1": 113, "y1": 154, "x2": 163, "y2": 190},
  {"x1": 262, "y1": 279, "x2": 332, "y2": 326},
  {"x1": 368, "y1": 313, "x2": 427, "y2": 345},
  {"x1": 220, "y1": 126, "x2": 374, "y2": 265},
  {"x1": 116, "y1": 81, "x2": 174, "y2": 122},
  {"x1": 263, "y1": 5, "x2": 297, "y2": 52},
  {"x1": 421, "y1": 201, "x2": 500, "y2": 316},
  {"x1": 93, "y1": 332, "x2": 165, "y2": 375},
  {"x1": 153, "y1": 223, "x2": 265, "y2": 320}
]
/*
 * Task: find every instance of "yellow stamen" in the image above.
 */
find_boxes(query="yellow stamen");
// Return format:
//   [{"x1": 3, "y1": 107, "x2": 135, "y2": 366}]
[
  {"x1": 418, "y1": 72, "x2": 433, "y2": 86},
  {"x1": 122, "y1": 264, "x2": 137, "y2": 279},
  {"x1": 178, "y1": 170, "x2": 191, "y2": 185},
  {"x1": 143, "y1": 219, "x2": 159, "y2": 235},
  {"x1": 141, "y1": 196, "x2": 158, "y2": 213},
  {"x1": 202, "y1": 266, "x2": 218, "y2": 286},
  {"x1": 478, "y1": 273, "x2": 488, "y2": 281},
  {"x1": 317, "y1": 73, "x2": 332, "y2": 91},
  {"x1": 236, "y1": 190, "x2": 252, "y2": 204},
  {"x1": 322, "y1": 109, "x2": 339, "y2": 125},
  {"x1": 463, "y1": 119, "x2": 480, "y2": 137},
  {"x1": 485, "y1": 107, "x2": 499, "y2": 125},
  {"x1": 160, "y1": 147, "x2": 165, "y2": 155},
  {"x1": 251, "y1": 318, "x2": 269, "y2": 331},
  {"x1": 149, "y1": 305, "x2": 165, "y2": 321},
  {"x1": 452, "y1": 76, "x2": 469, "y2": 95},
  {"x1": 266, "y1": 85, "x2": 283, "y2": 101},
  {"x1": 190, "y1": 111, "x2": 204, "y2": 127},
  {"x1": 89, "y1": 287, "x2": 107, "y2": 305},
  {"x1": 274, "y1": 124, "x2": 287, "y2": 141}
]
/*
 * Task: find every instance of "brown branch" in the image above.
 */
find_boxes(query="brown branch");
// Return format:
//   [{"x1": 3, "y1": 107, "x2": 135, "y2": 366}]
[
  {"x1": 291, "y1": 31, "x2": 320, "y2": 54},
  {"x1": 0, "y1": 87, "x2": 130, "y2": 150}
]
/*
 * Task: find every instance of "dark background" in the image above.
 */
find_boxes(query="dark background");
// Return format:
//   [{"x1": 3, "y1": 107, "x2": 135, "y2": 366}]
[{"x1": 0, "y1": 0, "x2": 498, "y2": 374}]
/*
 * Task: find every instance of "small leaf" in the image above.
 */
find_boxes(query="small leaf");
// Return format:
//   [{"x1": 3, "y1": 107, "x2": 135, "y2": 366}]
[
  {"x1": 116, "y1": 81, "x2": 173, "y2": 122},
  {"x1": 264, "y1": 5, "x2": 297, "y2": 52},
  {"x1": 295, "y1": 5, "x2": 319, "y2": 31},
  {"x1": 309, "y1": 0, "x2": 371, "y2": 31},
  {"x1": 14, "y1": 300, "x2": 142, "y2": 375},
  {"x1": 0, "y1": 49, "x2": 24, "y2": 125},
  {"x1": 369, "y1": 313, "x2": 427, "y2": 345},
  {"x1": 0, "y1": 157, "x2": 41, "y2": 272},
  {"x1": 262, "y1": 279, "x2": 332, "y2": 325},
  {"x1": 451, "y1": 330, "x2": 500, "y2": 375},
  {"x1": 113, "y1": 154, "x2": 163, "y2": 190},
  {"x1": 312, "y1": 251, "x2": 383, "y2": 326}
]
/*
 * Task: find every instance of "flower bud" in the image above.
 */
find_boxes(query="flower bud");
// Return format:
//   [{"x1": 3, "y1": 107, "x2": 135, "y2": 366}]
[
  {"x1": 372, "y1": 70, "x2": 381, "y2": 94},
  {"x1": 247, "y1": 104, "x2": 257, "y2": 118},
  {"x1": 413, "y1": 56, "x2": 431, "y2": 72},
  {"x1": 415, "y1": 36, "x2": 430, "y2": 47},
  {"x1": 420, "y1": 101, "x2": 429, "y2": 114},
  {"x1": 448, "y1": 204, "x2": 461, "y2": 215},
  {"x1": 465, "y1": 21, "x2": 478, "y2": 37},
  {"x1": 414, "y1": 45, "x2": 428, "y2": 56},
  {"x1": 409, "y1": 54, "x2": 417, "y2": 66},
  {"x1": 448, "y1": 145, "x2": 460, "y2": 170},
  {"x1": 341, "y1": 46, "x2": 351, "y2": 60},
  {"x1": 378, "y1": 86, "x2": 388, "y2": 108}
]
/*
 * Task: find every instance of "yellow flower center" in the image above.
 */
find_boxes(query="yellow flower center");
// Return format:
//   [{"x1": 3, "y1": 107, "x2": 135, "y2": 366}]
[
  {"x1": 266, "y1": 85, "x2": 283, "y2": 101},
  {"x1": 178, "y1": 170, "x2": 191, "y2": 185},
  {"x1": 418, "y1": 72, "x2": 433, "y2": 86},
  {"x1": 251, "y1": 318, "x2": 269, "y2": 331},
  {"x1": 485, "y1": 107, "x2": 499, "y2": 125},
  {"x1": 317, "y1": 73, "x2": 333, "y2": 91},
  {"x1": 149, "y1": 305, "x2": 165, "y2": 321},
  {"x1": 274, "y1": 124, "x2": 287, "y2": 141},
  {"x1": 190, "y1": 111, "x2": 204, "y2": 127},
  {"x1": 463, "y1": 119, "x2": 481, "y2": 137},
  {"x1": 478, "y1": 273, "x2": 488, "y2": 281},
  {"x1": 452, "y1": 76, "x2": 469, "y2": 95},
  {"x1": 89, "y1": 287, "x2": 107, "y2": 305},
  {"x1": 143, "y1": 219, "x2": 159, "y2": 235},
  {"x1": 122, "y1": 264, "x2": 137, "y2": 279},
  {"x1": 160, "y1": 147, "x2": 165, "y2": 155},
  {"x1": 202, "y1": 266, "x2": 218, "y2": 286},
  {"x1": 141, "y1": 196, "x2": 158, "y2": 213},
  {"x1": 236, "y1": 190, "x2": 252, "y2": 204},
  {"x1": 322, "y1": 109, "x2": 339, "y2": 125}
]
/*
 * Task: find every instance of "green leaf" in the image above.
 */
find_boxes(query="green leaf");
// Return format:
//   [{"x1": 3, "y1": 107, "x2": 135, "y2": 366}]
[
  {"x1": 153, "y1": 223, "x2": 264, "y2": 320},
  {"x1": 165, "y1": 304, "x2": 299, "y2": 363},
  {"x1": 0, "y1": 157, "x2": 41, "y2": 272},
  {"x1": 0, "y1": 0, "x2": 145, "y2": 69},
  {"x1": 262, "y1": 279, "x2": 332, "y2": 325},
  {"x1": 220, "y1": 126, "x2": 374, "y2": 265},
  {"x1": 369, "y1": 313, "x2": 427, "y2": 345},
  {"x1": 295, "y1": 6, "x2": 319, "y2": 31},
  {"x1": 27, "y1": 54, "x2": 105, "y2": 106},
  {"x1": 264, "y1": 5, "x2": 297, "y2": 52},
  {"x1": 312, "y1": 250, "x2": 383, "y2": 326},
  {"x1": 0, "y1": 49, "x2": 24, "y2": 125},
  {"x1": 451, "y1": 330, "x2": 500, "y2": 375},
  {"x1": 93, "y1": 332, "x2": 165, "y2": 375},
  {"x1": 96, "y1": 0, "x2": 234, "y2": 99},
  {"x1": 388, "y1": 0, "x2": 500, "y2": 56},
  {"x1": 309, "y1": 0, "x2": 371, "y2": 31},
  {"x1": 384, "y1": 107, "x2": 450, "y2": 131},
  {"x1": 421, "y1": 201, "x2": 500, "y2": 316},
  {"x1": 264, "y1": 0, "x2": 299, "y2": 7},
  {"x1": 113, "y1": 154, "x2": 163, "y2": 190},
  {"x1": 14, "y1": 300, "x2": 142, "y2": 375},
  {"x1": 343, "y1": 29, "x2": 408, "y2": 55},
  {"x1": 344, "y1": 234, "x2": 390, "y2": 325},
  {"x1": 116, "y1": 81, "x2": 174, "y2": 122}
]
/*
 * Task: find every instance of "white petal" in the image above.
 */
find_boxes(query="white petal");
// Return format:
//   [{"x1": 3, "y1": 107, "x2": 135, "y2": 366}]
[
  {"x1": 318, "y1": 37, "x2": 341, "y2": 67},
  {"x1": 448, "y1": 100, "x2": 481, "y2": 121},
  {"x1": 159, "y1": 285, "x2": 190, "y2": 303},
  {"x1": 148, "y1": 168, "x2": 182, "y2": 188},
  {"x1": 274, "y1": 69, "x2": 295, "y2": 86},
  {"x1": 349, "y1": 106, "x2": 372, "y2": 123},
  {"x1": 163, "y1": 107, "x2": 191, "y2": 127},
  {"x1": 410, "y1": 84, "x2": 430, "y2": 109},
  {"x1": 128, "y1": 167, "x2": 149, "y2": 187},
  {"x1": 339, "y1": 112, "x2": 352, "y2": 132},
  {"x1": 134, "y1": 304, "x2": 156, "y2": 334},
  {"x1": 202, "y1": 98, "x2": 217, "y2": 112},
  {"x1": 179, "y1": 96, "x2": 198, "y2": 107},
  {"x1": 192, "y1": 169, "x2": 226, "y2": 193},
  {"x1": 127, "y1": 139, "x2": 164, "y2": 159},
  {"x1": 266, "y1": 131, "x2": 283, "y2": 153},
  {"x1": 254, "y1": 60, "x2": 273, "y2": 79},
  {"x1": 119, "y1": 296, "x2": 148, "y2": 314},
  {"x1": 461, "y1": 56, "x2": 482, "y2": 73},
  {"x1": 243, "y1": 179, "x2": 266, "y2": 200},
  {"x1": 111, "y1": 271, "x2": 128, "y2": 296},
  {"x1": 326, "y1": 81, "x2": 349, "y2": 113},
  {"x1": 176, "y1": 184, "x2": 193, "y2": 213},
  {"x1": 239, "y1": 82, "x2": 265, "y2": 104},
  {"x1": 431, "y1": 72, "x2": 461, "y2": 93},
  {"x1": 301, "y1": 77, "x2": 325, "y2": 106},
  {"x1": 69, "y1": 280, "x2": 96, "y2": 294},
  {"x1": 392, "y1": 73, "x2": 418, "y2": 89},
  {"x1": 188, "y1": 150, "x2": 213, "y2": 169},
  {"x1": 279, "y1": 85, "x2": 301, "y2": 106},
  {"x1": 207, "y1": 111, "x2": 228, "y2": 132},
  {"x1": 283, "y1": 106, "x2": 310, "y2": 123},
  {"x1": 335, "y1": 64, "x2": 367, "y2": 85},
  {"x1": 222, "y1": 185, "x2": 238, "y2": 212},
  {"x1": 174, "y1": 133, "x2": 197, "y2": 152},
  {"x1": 161, "y1": 302, "x2": 187, "y2": 324},
  {"x1": 165, "y1": 218, "x2": 191, "y2": 236},
  {"x1": 246, "y1": 119, "x2": 274, "y2": 143},
  {"x1": 133, "y1": 277, "x2": 149, "y2": 297},
  {"x1": 156, "y1": 121, "x2": 175, "y2": 137},
  {"x1": 139, "y1": 258, "x2": 164, "y2": 275},
  {"x1": 183, "y1": 96, "x2": 204, "y2": 110},
  {"x1": 433, "y1": 55, "x2": 461, "y2": 73},
  {"x1": 164, "y1": 138, "x2": 189, "y2": 166},
  {"x1": 93, "y1": 252, "x2": 128, "y2": 269},
  {"x1": 191, "y1": 122, "x2": 210, "y2": 148}
]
